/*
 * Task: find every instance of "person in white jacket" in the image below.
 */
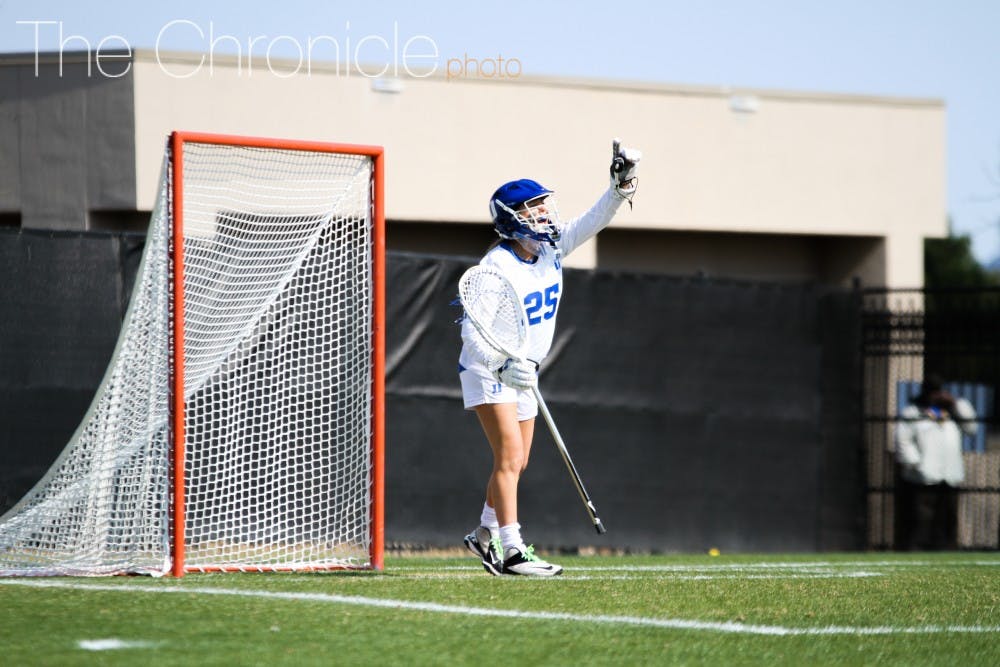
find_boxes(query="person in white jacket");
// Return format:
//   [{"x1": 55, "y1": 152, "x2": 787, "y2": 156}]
[{"x1": 894, "y1": 374, "x2": 978, "y2": 550}]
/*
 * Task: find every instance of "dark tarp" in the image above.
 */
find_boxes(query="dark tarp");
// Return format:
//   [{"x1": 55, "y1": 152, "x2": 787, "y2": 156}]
[
  {"x1": 0, "y1": 233, "x2": 863, "y2": 551},
  {"x1": 385, "y1": 252, "x2": 862, "y2": 552}
]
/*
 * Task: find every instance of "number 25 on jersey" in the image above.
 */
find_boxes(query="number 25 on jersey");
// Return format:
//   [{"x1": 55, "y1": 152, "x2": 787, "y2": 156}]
[{"x1": 524, "y1": 284, "x2": 559, "y2": 325}]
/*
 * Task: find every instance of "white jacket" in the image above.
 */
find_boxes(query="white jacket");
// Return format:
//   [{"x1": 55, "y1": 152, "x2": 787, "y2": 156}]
[{"x1": 894, "y1": 398, "x2": 978, "y2": 486}]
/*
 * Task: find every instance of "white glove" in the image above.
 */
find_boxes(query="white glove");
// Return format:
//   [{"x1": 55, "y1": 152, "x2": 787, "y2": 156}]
[
  {"x1": 609, "y1": 138, "x2": 641, "y2": 203},
  {"x1": 493, "y1": 358, "x2": 538, "y2": 390}
]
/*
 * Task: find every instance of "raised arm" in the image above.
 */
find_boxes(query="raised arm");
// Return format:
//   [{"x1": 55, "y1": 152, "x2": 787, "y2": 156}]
[{"x1": 558, "y1": 139, "x2": 642, "y2": 257}]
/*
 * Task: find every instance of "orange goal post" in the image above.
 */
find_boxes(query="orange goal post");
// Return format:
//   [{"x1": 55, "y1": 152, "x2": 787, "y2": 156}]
[{"x1": 0, "y1": 132, "x2": 385, "y2": 576}]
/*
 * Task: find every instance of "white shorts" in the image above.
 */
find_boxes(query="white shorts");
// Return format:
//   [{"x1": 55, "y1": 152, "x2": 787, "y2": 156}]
[{"x1": 459, "y1": 360, "x2": 538, "y2": 421}]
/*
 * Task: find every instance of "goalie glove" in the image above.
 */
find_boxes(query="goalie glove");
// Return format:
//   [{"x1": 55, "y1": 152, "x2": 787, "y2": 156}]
[
  {"x1": 609, "y1": 138, "x2": 641, "y2": 206},
  {"x1": 493, "y1": 358, "x2": 538, "y2": 390}
]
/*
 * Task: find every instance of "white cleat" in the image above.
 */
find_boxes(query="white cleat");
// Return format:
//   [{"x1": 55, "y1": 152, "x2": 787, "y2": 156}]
[
  {"x1": 501, "y1": 545, "x2": 563, "y2": 576},
  {"x1": 463, "y1": 525, "x2": 503, "y2": 576}
]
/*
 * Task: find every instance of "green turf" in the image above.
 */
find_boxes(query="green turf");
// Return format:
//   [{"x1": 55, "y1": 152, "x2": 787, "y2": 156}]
[{"x1": 1, "y1": 552, "x2": 998, "y2": 666}]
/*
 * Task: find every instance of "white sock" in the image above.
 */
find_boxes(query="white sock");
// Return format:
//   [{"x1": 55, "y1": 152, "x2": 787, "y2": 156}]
[
  {"x1": 480, "y1": 503, "x2": 499, "y2": 535},
  {"x1": 499, "y1": 523, "x2": 523, "y2": 552}
]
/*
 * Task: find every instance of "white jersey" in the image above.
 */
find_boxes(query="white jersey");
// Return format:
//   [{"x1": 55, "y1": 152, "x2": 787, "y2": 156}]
[{"x1": 460, "y1": 188, "x2": 624, "y2": 370}]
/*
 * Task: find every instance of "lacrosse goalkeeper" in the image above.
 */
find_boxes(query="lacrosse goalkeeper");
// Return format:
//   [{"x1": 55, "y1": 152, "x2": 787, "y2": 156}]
[{"x1": 459, "y1": 140, "x2": 641, "y2": 576}]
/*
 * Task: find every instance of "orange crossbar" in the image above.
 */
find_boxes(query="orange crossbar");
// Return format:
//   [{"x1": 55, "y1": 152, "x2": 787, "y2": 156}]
[
  {"x1": 168, "y1": 131, "x2": 386, "y2": 576},
  {"x1": 170, "y1": 131, "x2": 385, "y2": 159}
]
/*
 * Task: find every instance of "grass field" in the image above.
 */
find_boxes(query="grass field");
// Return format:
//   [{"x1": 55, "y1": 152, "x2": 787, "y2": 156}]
[{"x1": 1, "y1": 552, "x2": 998, "y2": 665}]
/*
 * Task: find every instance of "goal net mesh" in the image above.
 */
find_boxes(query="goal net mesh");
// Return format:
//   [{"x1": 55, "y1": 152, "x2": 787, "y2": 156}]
[{"x1": 0, "y1": 139, "x2": 377, "y2": 575}]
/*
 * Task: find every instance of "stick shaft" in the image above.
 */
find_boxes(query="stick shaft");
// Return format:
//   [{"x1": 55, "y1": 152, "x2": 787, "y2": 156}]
[{"x1": 531, "y1": 386, "x2": 607, "y2": 534}]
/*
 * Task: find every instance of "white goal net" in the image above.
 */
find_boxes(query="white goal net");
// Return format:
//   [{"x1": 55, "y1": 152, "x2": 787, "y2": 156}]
[{"x1": 0, "y1": 134, "x2": 384, "y2": 576}]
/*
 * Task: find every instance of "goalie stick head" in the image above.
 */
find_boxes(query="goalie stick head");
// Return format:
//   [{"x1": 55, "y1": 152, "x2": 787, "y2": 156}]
[
  {"x1": 458, "y1": 265, "x2": 528, "y2": 366},
  {"x1": 489, "y1": 179, "x2": 561, "y2": 252}
]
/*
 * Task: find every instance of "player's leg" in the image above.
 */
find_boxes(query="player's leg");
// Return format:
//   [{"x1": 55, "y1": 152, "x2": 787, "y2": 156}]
[
  {"x1": 459, "y1": 366, "x2": 515, "y2": 574},
  {"x1": 482, "y1": 414, "x2": 532, "y2": 512},
  {"x1": 475, "y1": 402, "x2": 525, "y2": 528},
  {"x1": 519, "y1": 416, "x2": 535, "y2": 473},
  {"x1": 460, "y1": 402, "x2": 520, "y2": 575},
  {"x1": 464, "y1": 414, "x2": 535, "y2": 574},
  {"x1": 459, "y1": 368, "x2": 560, "y2": 576},
  {"x1": 487, "y1": 402, "x2": 563, "y2": 577}
]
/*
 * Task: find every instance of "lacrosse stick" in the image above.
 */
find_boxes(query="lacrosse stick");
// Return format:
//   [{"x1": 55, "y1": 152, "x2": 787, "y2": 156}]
[{"x1": 458, "y1": 264, "x2": 607, "y2": 534}]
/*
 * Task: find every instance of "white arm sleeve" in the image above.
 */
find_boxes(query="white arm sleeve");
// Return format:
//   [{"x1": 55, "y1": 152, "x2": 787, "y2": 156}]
[
  {"x1": 953, "y1": 398, "x2": 979, "y2": 437},
  {"x1": 557, "y1": 188, "x2": 624, "y2": 258}
]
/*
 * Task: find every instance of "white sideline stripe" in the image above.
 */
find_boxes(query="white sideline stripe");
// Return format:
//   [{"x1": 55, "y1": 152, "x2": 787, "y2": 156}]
[
  {"x1": 670, "y1": 572, "x2": 883, "y2": 580},
  {"x1": 557, "y1": 560, "x2": 1000, "y2": 572},
  {"x1": 78, "y1": 638, "x2": 161, "y2": 651},
  {"x1": 2, "y1": 580, "x2": 998, "y2": 637},
  {"x1": 395, "y1": 560, "x2": 1000, "y2": 573},
  {"x1": 384, "y1": 571, "x2": 884, "y2": 581}
]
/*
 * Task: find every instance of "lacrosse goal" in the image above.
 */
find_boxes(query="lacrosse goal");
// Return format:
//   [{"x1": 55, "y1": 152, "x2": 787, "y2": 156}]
[{"x1": 0, "y1": 132, "x2": 385, "y2": 576}]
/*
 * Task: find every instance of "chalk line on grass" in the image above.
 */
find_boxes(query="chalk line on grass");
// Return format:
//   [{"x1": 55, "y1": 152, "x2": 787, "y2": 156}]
[
  {"x1": 384, "y1": 569, "x2": 885, "y2": 581},
  {"x1": 78, "y1": 638, "x2": 162, "y2": 651},
  {"x1": 394, "y1": 559, "x2": 1000, "y2": 574},
  {"x1": 567, "y1": 560, "x2": 1000, "y2": 572},
  {"x1": 390, "y1": 558, "x2": 1000, "y2": 580},
  {"x1": 2, "y1": 579, "x2": 998, "y2": 637}
]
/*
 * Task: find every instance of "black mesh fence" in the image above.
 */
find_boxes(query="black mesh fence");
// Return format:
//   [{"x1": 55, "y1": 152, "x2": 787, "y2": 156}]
[
  {"x1": 862, "y1": 288, "x2": 1000, "y2": 550},
  {"x1": 386, "y1": 252, "x2": 863, "y2": 552},
  {"x1": 1, "y1": 233, "x2": 867, "y2": 552}
]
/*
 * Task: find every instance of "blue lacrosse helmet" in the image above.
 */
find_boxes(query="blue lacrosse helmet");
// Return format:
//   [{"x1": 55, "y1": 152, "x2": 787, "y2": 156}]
[{"x1": 488, "y1": 179, "x2": 560, "y2": 247}]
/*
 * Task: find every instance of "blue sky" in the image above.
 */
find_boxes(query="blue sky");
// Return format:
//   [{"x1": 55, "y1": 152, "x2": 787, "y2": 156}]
[{"x1": 3, "y1": 0, "x2": 999, "y2": 262}]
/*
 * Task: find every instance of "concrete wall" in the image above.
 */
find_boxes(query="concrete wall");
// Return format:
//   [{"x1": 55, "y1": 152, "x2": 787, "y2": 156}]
[
  {"x1": 0, "y1": 54, "x2": 136, "y2": 230},
  {"x1": 129, "y1": 51, "x2": 944, "y2": 286},
  {"x1": 2, "y1": 50, "x2": 946, "y2": 286}
]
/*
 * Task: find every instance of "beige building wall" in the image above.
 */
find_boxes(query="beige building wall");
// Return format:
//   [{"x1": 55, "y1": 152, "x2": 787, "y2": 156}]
[{"x1": 131, "y1": 50, "x2": 945, "y2": 287}]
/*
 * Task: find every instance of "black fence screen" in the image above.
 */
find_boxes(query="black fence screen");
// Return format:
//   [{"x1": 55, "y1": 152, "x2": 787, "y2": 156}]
[
  {"x1": 1, "y1": 231, "x2": 866, "y2": 552},
  {"x1": 386, "y1": 252, "x2": 863, "y2": 552}
]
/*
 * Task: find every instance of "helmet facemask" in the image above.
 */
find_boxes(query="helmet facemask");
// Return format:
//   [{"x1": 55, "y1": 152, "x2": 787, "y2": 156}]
[{"x1": 493, "y1": 195, "x2": 562, "y2": 253}]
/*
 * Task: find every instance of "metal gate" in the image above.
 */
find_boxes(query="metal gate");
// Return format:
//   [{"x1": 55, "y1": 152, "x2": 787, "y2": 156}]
[{"x1": 862, "y1": 288, "x2": 1000, "y2": 550}]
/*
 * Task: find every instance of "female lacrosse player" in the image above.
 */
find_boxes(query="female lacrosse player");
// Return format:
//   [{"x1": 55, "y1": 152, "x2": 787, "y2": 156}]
[{"x1": 460, "y1": 140, "x2": 641, "y2": 576}]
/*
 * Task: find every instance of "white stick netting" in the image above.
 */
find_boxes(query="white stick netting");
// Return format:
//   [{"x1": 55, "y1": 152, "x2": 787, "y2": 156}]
[
  {"x1": 459, "y1": 266, "x2": 527, "y2": 368},
  {"x1": 0, "y1": 139, "x2": 376, "y2": 575}
]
